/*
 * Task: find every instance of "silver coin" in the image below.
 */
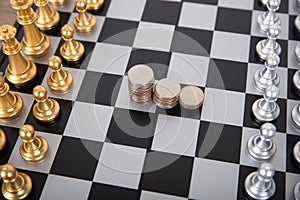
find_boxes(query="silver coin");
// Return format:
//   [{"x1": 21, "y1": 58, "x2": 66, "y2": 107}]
[
  {"x1": 128, "y1": 64, "x2": 154, "y2": 89},
  {"x1": 154, "y1": 78, "x2": 181, "y2": 100},
  {"x1": 179, "y1": 86, "x2": 204, "y2": 110}
]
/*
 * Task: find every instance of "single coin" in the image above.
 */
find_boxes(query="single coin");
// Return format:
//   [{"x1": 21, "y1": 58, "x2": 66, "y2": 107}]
[
  {"x1": 179, "y1": 86, "x2": 204, "y2": 110},
  {"x1": 154, "y1": 78, "x2": 181, "y2": 100},
  {"x1": 128, "y1": 64, "x2": 154, "y2": 88}
]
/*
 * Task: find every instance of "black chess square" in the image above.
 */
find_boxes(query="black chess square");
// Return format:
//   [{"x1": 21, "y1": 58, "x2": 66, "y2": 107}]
[
  {"x1": 196, "y1": 121, "x2": 242, "y2": 164},
  {"x1": 206, "y1": 58, "x2": 248, "y2": 92},
  {"x1": 106, "y1": 108, "x2": 158, "y2": 149},
  {"x1": 77, "y1": 71, "x2": 123, "y2": 106},
  {"x1": 140, "y1": 151, "x2": 194, "y2": 197},
  {"x1": 215, "y1": 7, "x2": 252, "y2": 35},
  {"x1": 286, "y1": 134, "x2": 300, "y2": 174},
  {"x1": 288, "y1": 69, "x2": 300, "y2": 100},
  {"x1": 0, "y1": 126, "x2": 19, "y2": 165},
  {"x1": 88, "y1": 183, "x2": 140, "y2": 200},
  {"x1": 142, "y1": 0, "x2": 182, "y2": 25},
  {"x1": 171, "y1": 27, "x2": 213, "y2": 56},
  {"x1": 126, "y1": 49, "x2": 171, "y2": 80},
  {"x1": 50, "y1": 137, "x2": 103, "y2": 181},
  {"x1": 98, "y1": 18, "x2": 139, "y2": 46},
  {"x1": 243, "y1": 94, "x2": 287, "y2": 133}
]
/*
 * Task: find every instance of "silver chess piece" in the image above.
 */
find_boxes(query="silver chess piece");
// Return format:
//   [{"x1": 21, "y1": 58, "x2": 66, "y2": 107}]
[
  {"x1": 292, "y1": 104, "x2": 300, "y2": 130},
  {"x1": 252, "y1": 85, "x2": 280, "y2": 122},
  {"x1": 256, "y1": 23, "x2": 282, "y2": 60},
  {"x1": 244, "y1": 163, "x2": 276, "y2": 200},
  {"x1": 254, "y1": 54, "x2": 280, "y2": 92},
  {"x1": 294, "y1": 180, "x2": 300, "y2": 200},
  {"x1": 295, "y1": 16, "x2": 300, "y2": 33},
  {"x1": 293, "y1": 141, "x2": 300, "y2": 165},
  {"x1": 257, "y1": 0, "x2": 281, "y2": 33},
  {"x1": 260, "y1": 0, "x2": 268, "y2": 6},
  {"x1": 295, "y1": 43, "x2": 300, "y2": 63},
  {"x1": 293, "y1": 70, "x2": 300, "y2": 94},
  {"x1": 297, "y1": 0, "x2": 300, "y2": 8},
  {"x1": 247, "y1": 123, "x2": 277, "y2": 161}
]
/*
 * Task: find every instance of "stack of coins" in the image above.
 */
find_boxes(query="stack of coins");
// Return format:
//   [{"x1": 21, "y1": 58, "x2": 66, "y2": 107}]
[
  {"x1": 179, "y1": 86, "x2": 204, "y2": 110},
  {"x1": 128, "y1": 64, "x2": 154, "y2": 104},
  {"x1": 153, "y1": 78, "x2": 181, "y2": 109}
]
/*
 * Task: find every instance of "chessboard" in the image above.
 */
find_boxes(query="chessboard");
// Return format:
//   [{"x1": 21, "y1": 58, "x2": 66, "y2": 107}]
[{"x1": 0, "y1": 0, "x2": 299, "y2": 199}]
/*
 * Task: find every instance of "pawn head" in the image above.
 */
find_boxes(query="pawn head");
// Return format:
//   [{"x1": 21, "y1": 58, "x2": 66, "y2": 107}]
[
  {"x1": 265, "y1": 54, "x2": 280, "y2": 68},
  {"x1": 19, "y1": 124, "x2": 35, "y2": 143},
  {"x1": 48, "y1": 56, "x2": 62, "y2": 71},
  {"x1": 61, "y1": 24, "x2": 74, "y2": 40},
  {"x1": 267, "y1": 0, "x2": 281, "y2": 10},
  {"x1": 267, "y1": 23, "x2": 281, "y2": 38},
  {"x1": 75, "y1": 0, "x2": 87, "y2": 11},
  {"x1": 0, "y1": 164, "x2": 17, "y2": 183},
  {"x1": 260, "y1": 123, "x2": 276, "y2": 140},
  {"x1": 264, "y1": 85, "x2": 279, "y2": 102},
  {"x1": 33, "y1": 85, "x2": 48, "y2": 102},
  {"x1": 258, "y1": 163, "x2": 275, "y2": 180}
]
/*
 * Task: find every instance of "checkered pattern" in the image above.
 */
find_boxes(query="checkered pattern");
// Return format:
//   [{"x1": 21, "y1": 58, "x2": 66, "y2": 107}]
[{"x1": 0, "y1": 0, "x2": 299, "y2": 199}]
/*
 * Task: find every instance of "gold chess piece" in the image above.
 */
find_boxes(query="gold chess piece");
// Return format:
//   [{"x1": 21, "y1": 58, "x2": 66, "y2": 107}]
[
  {"x1": 33, "y1": 85, "x2": 60, "y2": 122},
  {"x1": 0, "y1": 129, "x2": 6, "y2": 151},
  {"x1": 34, "y1": 0, "x2": 60, "y2": 31},
  {"x1": 0, "y1": 24, "x2": 37, "y2": 87},
  {"x1": 0, "y1": 76, "x2": 23, "y2": 120},
  {"x1": 60, "y1": 24, "x2": 84, "y2": 62},
  {"x1": 0, "y1": 164, "x2": 32, "y2": 200},
  {"x1": 47, "y1": 55, "x2": 73, "y2": 92},
  {"x1": 49, "y1": 0, "x2": 67, "y2": 6},
  {"x1": 73, "y1": 0, "x2": 96, "y2": 32},
  {"x1": 19, "y1": 124, "x2": 48, "y2": 162},
  {"x1": 87, "y1": 0, "x2": 104, "y2": 10},
  {"x1": 10, "y1": 0, "x2": 50, "y2": 57}
]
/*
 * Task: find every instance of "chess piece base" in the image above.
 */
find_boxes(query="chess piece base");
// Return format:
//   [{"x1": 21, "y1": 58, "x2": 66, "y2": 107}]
[
  {"x1": 254, "y1": 69, "x2": 280, "y2": 92},
  {"x1": 2, "y1": 173, "x2": 32, "y2": 200},
  {"x1": 247, "y1": 135, "x2": 276, "y2": 161},
  {"x1": 295, "y1": 44, "x2": 300, "y2": 63},
  {"x1": 0, "y1": 93, "x2": 23, "y2": 120},
  {"x1": 36, "y1": 8, "x2": 60, "y2": 31},
  {"x1": 87, "y1": 0, "x2": 104, "y2": 10},
  {"x1": 0, "y1": 129, "x2": 6, "y2": 151},
  {"x1": 252, "y1": 99, "x2": 280, "y2": 122},
  {"x1": 21, "y1": 33, "x2": 50, "y2": 58},
  {"x1": 294, "y1": 181, "x2": 300, "y2": 200},
  {"x1": 33, "y1": 99, "x2": 60, "y2": 122},
  {"x1": 256, "y1": 39, "x2": 281, "y2": 60},
  {"x1": 47, "y1": 71, "x2": 73, "y2": 93},
  {"x1": 292, "y1": 105, "x2": 300, "y2": 130},
  {"x1": 60, "y1": 42, "x2": 84, "y2": 62},
  {"x1": 73, "y1": 14, "x2": 96, "y2": 33},
  {"x1": 293, "y1": 70, "x2": 300, "y2": 94},
  {"x1": 293, "y1": 141, "x2": 300, "y2": 165},
  {"x1": 20, "y1": 135, "x2": 48, "y2": 162}
]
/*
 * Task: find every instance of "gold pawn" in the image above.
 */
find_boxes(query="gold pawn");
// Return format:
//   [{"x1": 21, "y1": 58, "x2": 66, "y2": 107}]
[
  {"x1": 0, "y1": 24, "x2": 37, "y2": 86},
  {"x1": 87, "y1": 0, "x2": 104, "y2": 10},
  {"x1": 47, "y1": 55, "x2": 73, "y2": 92},
  {"x1": 0, "y1": 76, "x2": 23, "y2": 120},
  {"x1": 33, "y1": 85, "x2": 60, "y2": 122},
  {"x1": 34, "y1": 0, "x2": 60, "y2": 31},
  {"x1": 0, "y1": 129, "x2": 6, "y2": 151},
  {"x1": 60, "y1": 24, "x2": 84, "y2": 62},
  {"x1": 0, "y1": 164, "x2": 32, "y2": 199},
  {"x1": 73, "y1": 0, "x2": 96, "y2": 32},
  {"x1": 10, "y1": 0, "x2": 51, "y2": 58},
  {"x1": 49, "y1": 0, "x2": 67, "y2": 6},
  {"x1": 19, "y1": 124, "x2": 48, "y2": 162}
]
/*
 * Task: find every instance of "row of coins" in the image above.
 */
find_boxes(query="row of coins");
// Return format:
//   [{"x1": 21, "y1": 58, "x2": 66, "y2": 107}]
[{"x1": 127, "y1": 64, "x2": 204, "y2": 110}]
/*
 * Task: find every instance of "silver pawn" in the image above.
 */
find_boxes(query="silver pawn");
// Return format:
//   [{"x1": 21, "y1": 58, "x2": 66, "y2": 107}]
[
  {"x1": 254, "y1": 54, "x2": 280, "y2": 92},
  {"x1": 252, "y1": 85, "x2": 280, "y2": 122},
  {"x1": 260, "y1": 0, "x2": 268, "y2": 6},
  {"x1": 295, "y1": 16, "x2": 300, "y2": 33},
  {"x1": 293, "y1": 141, "x2": 300, "y2": 165},
  {"x1": 292, "y1": 104, "x2": 300, "y2": 130},
  {"x1": 244, "y1": 163, "x2": 276, "y2": 200},
  {"x1": 256, "y1": 23, "x2": 282, "y2": 60},
  {"x1": 247, "y1": 123, "x2": 277, "y2": 161},
  {"x1": 295, "y1": 43, "x2": 300, "y2": 63},
  {"x1": 257, "y1": 0, "x2": 281, "y2": 33},
  {"x1": 294, "y1": 180, "x2": 300, "y2": 200}
]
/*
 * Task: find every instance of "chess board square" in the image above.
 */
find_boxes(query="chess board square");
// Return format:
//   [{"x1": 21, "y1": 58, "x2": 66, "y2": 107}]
[
  {"x1": 77, "y1": 71, "x2": 123, "y2": 106},
  {"x1": 126, "y1": 49, "x2": 171, "y2": 80},
  {"x1": 133, "y1": 22, "x2": 175, "y2": 52},
  {"x1": 140, "y1": 151, "x2": 194, "y2": 197},
  {"x1": 182, "y1": 0, "x2": 218, "y2": 5},
  {"x1": 286, "y1": 172, "x2": 300, "y2": 200},
  {"x1": 0, "y1": 127, "x2": 19, "y2": 165},
  {"x1": 178, "y1": 2, "x2": 217, "y2": 31},
  {"x1": 88, "y1": 183, "x2": 140, "y2": 200},
  {"x1": 196, "y1": 122, "x2": 242, "y2": 164},
  {"x1": 40, "y1": 175, "x2": 92, "y2": 200},
  {"x1": 141, "y1": 190, "x2": 188, "y2": 200},
  {"x1": 215, "y1": 7, "x2": 252, "y2": 35},
  {"x1": 251, "y1": 11, "x2": 289, "y2": 40},
  {"x1": 201, "y1": 88, "x2": 245, "y2": 127},
  {"x1": 67, "y1": 14, "x2": 105, "y2": 43},
  {"x1": 246, "y1": 63, "x2": 288, "y2": 99},
  {"x1": 168, "y1": 53, "x2": 209, "y2": 87},
  {"x1": 64, "y1": 101, "x2": 114, "y2": 142},
  {"x1": 287, "y1": 99, "x2": 300, "y2": 135},
  {"x1": 288, "y1": 40, "x2": 300, "y2": 70},
  {"x1": 253, "y1": 0, "x2": 288, "y2": 13},
  {"x1": 211, "y1": 31, "x2": 250, "y2": 63},
  {"x1": 206, "y1": 58, "x2": 248, "y2": 92},
  {"x1": 8, "y1": 131, "x2": 62, "y2": 174},
  {"x1": 289, "y1": 0, "x2": 300, "y2": 15},
  {"x1": 286, "y1": 134, "x2": 300, "y2": 174},
  {"x1": 93, "y1": 143, "x2": 146, "y2": 189},
  {"x1": 239, "y1": 127, "x2": 286, "y2": 172},
  {"x1": 106, "y1": 108, "x2": 158, "y2": 149},
  {"x1": 189, "y1": 158, "x2": 239, "y2": 199},
  {"x1": 115, "y1": 76, "x2": 157, "y2": 113},
  {"x1": 151, "y1": 115, "x2": 200, "y2": 157},
  {"x1": 237, "y1": 165, "x2": 286, "y2": 199},
  {"x1": 98, "y1": 18, "x2": 139, "y2": 46},
  {"x1": 107, "y1": 0, "x2": 147, "y2": 21},
  {"x1": 42, "y1": 12, "x2": 71, "y2": 37},
  {"x1": 87, "y1": 43, "x2": 132, "y2": 75},
  {"x1": 142, "y1": 0, "x2": 182, "y2": 25},
  {"x1": 171, "y1": 27, "x2": 213, "y2": 56},
  {"x1": 243, "y1": 94, "x2": 287, "y2": 133},
  {"x1": 0, "y1": 92, "x2": 34, "y2": 129},
  {"x1": 25, "y1": 98, "x2": 73, "y2": 135},
  {"x1": 288, "y1": 69, "x2": 300, "y2": 100},
  {"x1": 218, "y1": 0, "x2": 254, "y2": 10},
  {"x1": 50, "y1": 136, "x2": 103, "y2": 180}
]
